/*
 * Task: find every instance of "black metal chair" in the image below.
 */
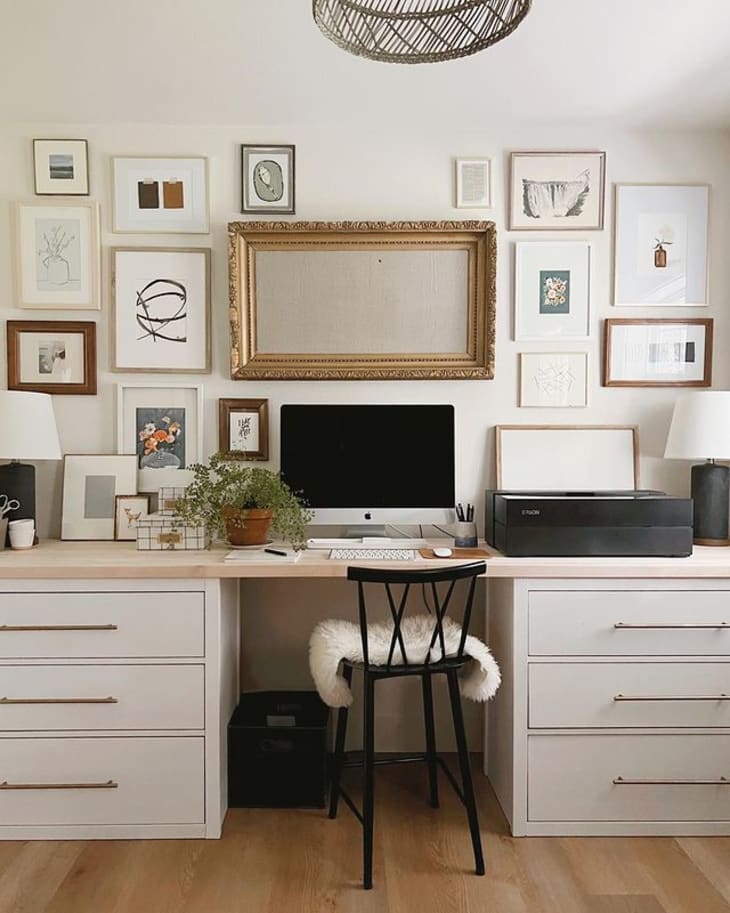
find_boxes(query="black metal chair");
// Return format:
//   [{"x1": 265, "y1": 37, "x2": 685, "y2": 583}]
[{"x1": 328, "y1": 561, "x2": 486, "y2": 889}]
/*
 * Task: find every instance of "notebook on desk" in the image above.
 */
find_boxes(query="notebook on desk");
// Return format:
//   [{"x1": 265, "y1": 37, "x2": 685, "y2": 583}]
[{"x1": 223, "y1": 548, "x2": 302, "y2": 563}]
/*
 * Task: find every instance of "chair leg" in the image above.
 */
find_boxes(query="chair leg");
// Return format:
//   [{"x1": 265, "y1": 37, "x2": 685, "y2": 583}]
[
  {"x1": 362, "y1": 672, "x2": 376, "y2": 890},
  {"x1": 421, "y1": 673, "x2": 439, "y2": 808},
  {"x1": 446, "y1": 669, "x2": 485, "y2": 876},
  {"x1": 328, "y1": 663, "x2": 353, "y2": 820}
]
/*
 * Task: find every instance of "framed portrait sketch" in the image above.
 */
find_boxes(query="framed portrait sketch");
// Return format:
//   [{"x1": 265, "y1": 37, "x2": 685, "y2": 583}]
[
  {"x1": 61, "y1": 454, "x2": 138, "y2": 540},
  {"x1": 241, "y1": 144, "x2": 295, "y2": 214},
  {"x1": 613, "y1": 184, "x2": 709, "y2": 307},
  {"x1": 15, "y1": 201, "x2": 100, "y2": 309},
  {"x1": 604, "y1": 318, "x2": 713, "y2": 387},
  {"x1": 510, "y1": 151, "x2": 606, "y2": 230},
  {"x1": 33, "y1": 139, "x2": 89, "y2": 195},
  {"x1": 111, "y1": 247, "x2": 211, "y2": 373},
  {"x1": 455, "y1": 158, "x2": 492, "y2": 208},
  {"x1": 519, "y1": 352, "x2": 588, "y2": 408},
  {"x1": 116, "y1": 383, "x2": 204, "y2": 492},
  {"x1": 112, "y1": 156, "x2": 209, "y2": 233},
  {"x1": 114, "y1": 494, "x2": 151, "y2": 541},
  {"x1": 6, "y1": 320, "x2": 96, "y2": 395},
  {"x1": 218, "y1": 398, "x2": 269, "y2": 460}
]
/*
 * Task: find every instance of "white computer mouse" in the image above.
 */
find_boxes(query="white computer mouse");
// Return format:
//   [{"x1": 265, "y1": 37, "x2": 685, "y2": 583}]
[{"x1": 433, "y1": 547, "x2": 453, "y2": 558}]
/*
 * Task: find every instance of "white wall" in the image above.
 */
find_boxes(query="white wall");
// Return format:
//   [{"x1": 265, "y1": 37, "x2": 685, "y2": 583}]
[{"x1": 1, "y1": 122, "x2": 728, "y2": 748}]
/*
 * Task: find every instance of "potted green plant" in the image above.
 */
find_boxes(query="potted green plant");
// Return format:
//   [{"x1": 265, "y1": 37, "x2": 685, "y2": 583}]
[{"x1": 173, "y1": 453, "x2": 312, "y2": 548}]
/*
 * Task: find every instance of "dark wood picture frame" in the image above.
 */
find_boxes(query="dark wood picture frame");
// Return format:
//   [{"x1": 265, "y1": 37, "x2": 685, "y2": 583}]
[
  {"x1": 218, "y1": 398, "x2": 269, "y2": 460},
  {"x1": 603, "y1": 318, "x2": 713, "y2": 388},
  {"x1": 7, "y1": 320, "x2": 97, "y2": 395}
]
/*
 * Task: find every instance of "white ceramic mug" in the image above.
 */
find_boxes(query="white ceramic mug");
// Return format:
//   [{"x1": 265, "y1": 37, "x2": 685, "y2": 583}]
[{"x1": 9, "y1": 519, "x2": 35, "y2": 550}]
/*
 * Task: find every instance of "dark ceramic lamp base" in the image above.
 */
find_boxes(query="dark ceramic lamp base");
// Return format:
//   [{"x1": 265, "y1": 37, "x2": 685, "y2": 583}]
[
  {"x1": 0, "y1": 461, "x2": 37, "y2": 547},
  {"x1": 691, "y1": 462, "x2": 730, "y2": 546}
]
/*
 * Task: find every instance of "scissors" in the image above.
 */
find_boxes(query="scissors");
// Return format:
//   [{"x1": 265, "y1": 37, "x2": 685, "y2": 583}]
[{"x1": 0, "y1": 495, "x2": 20, "y2": 519}]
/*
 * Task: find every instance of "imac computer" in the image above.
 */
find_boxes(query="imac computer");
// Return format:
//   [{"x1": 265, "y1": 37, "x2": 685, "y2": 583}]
[{"x1": 280, "y1": 404, "x2": 455, "y2": 531}]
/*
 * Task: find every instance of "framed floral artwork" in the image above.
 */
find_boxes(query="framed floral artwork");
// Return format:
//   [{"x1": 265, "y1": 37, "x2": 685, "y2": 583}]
[
  {"x1": 33, "y1": 139, "x2": 89, "y2": 195},
  {"x1": 241, "y1": 144, "x2": 295, "y2": 214},
  {"x1": 114, "y1": 494, "x2": 151, "y2": 541},
  {"x1": 112, "y1": 156, "x2": 209, "y2": 233},
  {"x1": 6, "y1": 320, "x2": 97, "y2": 395},
  {"x1": 218, "y1": 398, "x2": 269, "y2": 460},
  {"x1": 61, "y1": 454, "x2": 138, "y2": 540}
]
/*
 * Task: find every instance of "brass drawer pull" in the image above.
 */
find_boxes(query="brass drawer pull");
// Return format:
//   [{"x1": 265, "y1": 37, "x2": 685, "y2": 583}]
[
  {"x1": 614, "y1": 693, "x2": 730, "y2": 702},
  {"x1": 614, "y1": 776, "x2": 730, "y2": 786},
  {"x1": 614, "y1": 622, "x2": 729, "y2": 630},
  {"x1": 0, "y1": 779, "x2": 118, "y2": 790},
  {"x1": 0, "y1": 624, "x2": 118, "y2": 633},
  {"x1": 0, "y1": 696, "x2": 118, "y2": 705},
  {"x1": 159, "y1": 532, "x2": 181, "y2": 545}
]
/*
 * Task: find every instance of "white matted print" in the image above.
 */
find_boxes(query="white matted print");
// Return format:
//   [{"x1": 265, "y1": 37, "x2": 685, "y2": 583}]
[
  {"x1": 16, "y1": 201, "x2": 100, "y2": 309},
  {"x1": 241, "y1": 144, "x2": 295, "y2": 214},
  {"x1": 33, "y1": 139, "x2": 89, "y2": 195},
  {"x1": 604, "y1": 318, "x2": 712, "y2": 387},
  {"x1": 614, "y1": 184, "x2": 709, "y2": 307},
  {"x1": 116, "y1": 383, "x2": 203, "y2": 492},
  {"x1": 112, "y1": 248, "x2": 211, "y2": 373},
  {"x1": 510, "y1": 151, "x2": 606, "y2": 230},
  {"x1": 114, "y1": 494, "x2": 151, "y2": 541},
  {"x1": 520, "y1": 352, "x2": 588, "y2": 408},
  {"x1": 112, "y1": 157, "x2": 209, "y2": 233},
  {"x1": 455, "y1": 158, "x2": 492, "y2": 208},
  {"x1": 61, "y1": 454, "x2": 138, "y2": 540},
  {"x1": 515, "y1": 242, "x2": 591, "y2": 341}
]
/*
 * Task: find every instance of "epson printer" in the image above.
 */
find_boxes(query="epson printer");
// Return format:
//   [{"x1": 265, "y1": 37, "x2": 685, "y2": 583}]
[{"x1": 485, "y1": 490, "x2": 693, "y2": 557}]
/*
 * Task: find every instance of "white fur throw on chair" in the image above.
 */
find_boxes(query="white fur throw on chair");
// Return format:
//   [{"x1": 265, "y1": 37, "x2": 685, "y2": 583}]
[{"x1": 309, "y1": 614, "x2": 501, "y2": 708}]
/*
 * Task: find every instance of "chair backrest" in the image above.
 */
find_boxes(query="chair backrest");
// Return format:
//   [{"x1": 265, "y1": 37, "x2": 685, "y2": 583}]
[{"x1": 346, "y1": 562, "x2": 486, "y2": 669}]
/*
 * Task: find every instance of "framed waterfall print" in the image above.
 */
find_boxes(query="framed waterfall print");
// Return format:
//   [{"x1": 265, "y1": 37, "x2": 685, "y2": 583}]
[
  {"x1": 33, "y1": 138, "x2": 89, "y2": 195},
  {"x1": 241, "y1": 144, "x2": 295, "y2": 214},
  {"x1": 112, "y1": 156, "x2": 209, "y2": 233}
]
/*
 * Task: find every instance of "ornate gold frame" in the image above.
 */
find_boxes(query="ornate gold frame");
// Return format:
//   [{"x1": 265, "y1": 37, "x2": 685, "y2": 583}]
[{"x1": 228, "y1": 220, "x2": 496, "y2": 380}]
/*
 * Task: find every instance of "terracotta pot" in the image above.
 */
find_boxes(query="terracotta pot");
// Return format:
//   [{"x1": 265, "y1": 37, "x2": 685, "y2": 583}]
[{"x1": 222, "y1": 506, "x2": 273, "y2": 546}]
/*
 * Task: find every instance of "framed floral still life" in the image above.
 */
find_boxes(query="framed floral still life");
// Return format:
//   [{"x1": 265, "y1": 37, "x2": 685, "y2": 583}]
[
  {"x1": 111, "y1": 247, "x2": 211, "y2": 373},
  {"x1": 33, "y1": 139, "x2": 89, "y2": 195},
  {"x1": 604, "y1": 318, "x2": 713, "y2": 388},
  {"x1": 510, "y1": 151, "x2": 606, "y2": 231},
  {"x1": 116, "y1": 383, "x2": 204, "y2": 492},
  {"x1": 114, "y1": 494, "x2": 151, "y2": 541},
  {"x1": 613, "y1": 184, "x2": 709, "y2": 307},
  {"x1": 112, "y1": 156, "x2": 209, "y2": 233},
  {"x1": 218, "y1": 398, "x2": 269, "y2": 460},
  {"x1": 61, "y1": 454, "x2": 138, "y2": 541},
  {"x1": 15, "y1": 201, "x2": 100, "y2": 309},
  {"x1": 241, "y1": 144, "x2": 295, "y2": 214},
  {"x1": 6, "y1": 320, "x2": 96, "y2": 395},
  {"x1": 519, "y1": 352, "x2": 588, "y2": 408}
]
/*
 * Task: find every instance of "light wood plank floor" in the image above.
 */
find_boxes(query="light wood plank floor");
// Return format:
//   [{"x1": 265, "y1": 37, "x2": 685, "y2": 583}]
[{"x1": 0, "y1": 764, "x2": 728, "y2": 913}]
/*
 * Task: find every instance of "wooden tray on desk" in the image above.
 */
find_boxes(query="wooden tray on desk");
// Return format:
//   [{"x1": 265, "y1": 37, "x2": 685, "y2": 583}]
[{"x1": 419, "y1": 547, "x2": 491, "y2": 560}]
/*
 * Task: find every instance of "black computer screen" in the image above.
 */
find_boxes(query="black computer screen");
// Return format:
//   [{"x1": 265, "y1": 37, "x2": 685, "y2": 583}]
[{"x1": 280, "y1": 404, "x2": 455, "y2": 508}]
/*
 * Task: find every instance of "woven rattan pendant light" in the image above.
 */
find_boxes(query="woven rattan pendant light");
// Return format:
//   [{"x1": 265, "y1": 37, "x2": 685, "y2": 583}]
[{"x1": 312, "y1": 0, "x2": 532, "y2": 64}]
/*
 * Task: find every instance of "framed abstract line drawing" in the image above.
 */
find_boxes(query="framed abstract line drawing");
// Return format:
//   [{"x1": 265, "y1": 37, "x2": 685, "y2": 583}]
[
  {"x1": 6, "y1": 320, "x2": 97, "y2": 395},
  {"x1": 218, "y1": 398, "x2": 269, "y2": 460},
  {"x1": 15, "y1": 201, "x2": 100, "y2": 309},
  {"x1": 519, "y1": 352, "x2": 588, "y2": 408},
  {"x1": 33, "y1": 138, "x2": 89, "y2": 195},
  {"x1": 61, "y1": 454, "x2": 138, "y2": 540},
  {"x1": 241, "y1": 144, "x2": 295, "y2": 214},
  {"x1": 112, "y1": 156, "x2": 209, "y2": 233},
  {"x1": 604, "y1": 318, "x2": 713, "y2": 387},
  {"x1": 111, "y1": 247, "x2": 211, "y2": 373},
  {"x1": 613, "y1": 184, "x2": 709, "y2": 307},
  {"x1": 509, "y1": 151, "x2": 606, "y2": 231}
]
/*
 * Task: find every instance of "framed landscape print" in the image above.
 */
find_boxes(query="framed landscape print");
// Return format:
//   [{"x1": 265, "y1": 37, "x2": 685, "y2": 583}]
[
  {"x1": 218, "y1": 398, "x2": 269, "y2": 460},
  {"x1": 510, "y1": 151, "x2": 606, "y2": 230},
  {"x1": 241, "y1": 144, "x2": 295, "y2": 214},
  {"x1": 15, "y1": 201, "x2": 100, "y2": 309},
  {"x1": 112, "y1": 156, "x2": 209, "y2": 233},
  {"x1": 61, "y1": 454, "x2": 138, "y2": 540},
  {"x1": 519, "y1": 352, "x2": 588, "y2": 408},
  {"x1": 111, "y1": 247, "x2": 211, "y2": 373},
  {"x1": 514, "y1": 241, "x2": 591, "y2": 341},
  {"x1": 33, "y1": 139, "x2": 89, "y2": 195},
  {"x1": 7, "y1": 320, "x2": 96, "y2": 395},
  {"x1": 114, "y1": 494, "x2": 151, "y2": 541},
  {"x1": 604, "y1": 318, "x2": 713, "y2": 387},
  {"x1": 116, "y1": 383, "x2": 203, "y2": 491},
  {"x1": 455, "y1": 158, "x2": 491, "y2": 208},
  {"x1": 613, "y1": 184, "x2": 709, "y2": 307}
]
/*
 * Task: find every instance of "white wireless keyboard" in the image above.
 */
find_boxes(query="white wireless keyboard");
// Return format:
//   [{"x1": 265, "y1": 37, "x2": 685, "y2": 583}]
[{"x1": 329, "y1": 548, "x2": 416, "y2": 561}]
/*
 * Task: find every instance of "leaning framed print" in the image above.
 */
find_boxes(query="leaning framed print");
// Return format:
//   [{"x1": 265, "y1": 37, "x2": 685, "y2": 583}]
[
  {"x1": 33, "y1": 138, "x2": 89, "y2": 195},
  {"x1": 241, "y1": 144, "x2": 295, "y2": 214},
  {"x1": 112, "y1": 156, "x2": 209, "y2": 233},
  {"x1": 519, "y1": 352, "x2": 588, "y2": 408},
  {"x1": 15, "y1": 201, "x2": 100, "y2": 309},
  {"x1": 604, "y1": 318, "x2": 713, "y2": 387},
  {"x1": 116, "y1": 383, "x2": 204, "y2": 491},
  {"x1": 114, "y1": 494, "x2": 151, "y2": 541},
  {"x1": 6, "y1": 320, "x2": 97, "y2": 395},
  {"x1": 514, "y1": 241, "x2": 591, "y2": 341},
  {"x1": 509, "y1": 151, "x2": 606, "y2": 230},
  {"x1": 613, "y1": 184, "x2": 709, "y2": 307},
  {"x1": 218, "y1": 398, "x2": 269, "y2": 460},
  {"x1": 111, "y1": 247, "x2": 211, "y2": 373},
  {"x1": 61, "y1": 454, "x2": 138, "y2": 540}
]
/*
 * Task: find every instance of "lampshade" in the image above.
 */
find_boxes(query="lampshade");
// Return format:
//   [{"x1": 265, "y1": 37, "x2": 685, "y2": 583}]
[
  {"x1": 0, "y1": 391, "x2": 62, "y2": 461},
  {"x1": 664, "y1": 391, "x2": 730, "y2": 461}
]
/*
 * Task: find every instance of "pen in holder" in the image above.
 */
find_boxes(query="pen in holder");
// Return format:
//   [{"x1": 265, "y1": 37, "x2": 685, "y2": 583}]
[{"x1": 453, "y1": 521, "x2": 478, "y2": 549}]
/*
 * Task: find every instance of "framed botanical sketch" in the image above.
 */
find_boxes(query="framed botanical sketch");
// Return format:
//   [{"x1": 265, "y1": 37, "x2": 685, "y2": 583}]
[
  {"x1": 241, "y1": 144, "x2": 295, "y2": 214},
  {"x1": 514, "y1": 241, "x2": 591, "y2": 341},
  {"x1": 116, "y1": 383, "x2": 204, "y2": 492},
  {"x1": 33, "y1": 139, "x2": 89, "y2": 195},
  {"x1": 112, "y1": 156, "x2": 209, "y2": 233},
  {"x1": 111, "y1": 247, "x2": 211, "y2": 373},
  {"x1": 6, "y1": 320, "x2": 97, "y2": 395},
  {"x1": 114, "y1": 494, "x2": 151, "y2": 541},
  {"x1": 61, "y1": 454, "x2": 138, "y2": 540},
  {"x1": 509, "y1": 151, "x2": 606, "y2": 230},
  {"x1": 15, "y1": 201, "x2": 100, "y2": 309},
  {"x1": 519, "y1": 352, "x2": 588, "y2": 408},
  {"x1": 455, "y1": 158, "x2": 491, "y2": 208},
  {"x1": 604, "y1": 318, "x2": 713, "y2": 387},
  {"x1": 613, "y1": 184, "x2": 709, "y2": 307},
  {"x1": 218, "y1": 398, "x2": 269, "y2": 460}
]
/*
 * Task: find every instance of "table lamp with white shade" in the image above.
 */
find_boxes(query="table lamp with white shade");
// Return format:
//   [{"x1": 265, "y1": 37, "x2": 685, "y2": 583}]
[
  {"x1": 664, "y1": 391, "x2": 730, "y2": 546},
  {"x1": 0, "y1": 391, "x2": 62, "y2": 544}
]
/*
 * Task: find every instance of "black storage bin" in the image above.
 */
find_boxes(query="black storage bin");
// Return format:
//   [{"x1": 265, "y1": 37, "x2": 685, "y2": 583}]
[{"x1": 228, "y1": 690, "x2": 330, "y2": 808}]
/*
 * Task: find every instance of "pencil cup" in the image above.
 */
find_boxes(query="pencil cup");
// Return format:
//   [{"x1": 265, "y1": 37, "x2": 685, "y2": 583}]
[
  {"x1": 453, "y1": 521, "x2": 478, "y2": 548},
  {"x1": 8, "y1": 519, "x2": 34, "y2": 550}
]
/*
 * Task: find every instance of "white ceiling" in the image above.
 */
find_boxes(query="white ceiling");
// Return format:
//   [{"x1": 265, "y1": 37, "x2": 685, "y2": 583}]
[{"x1": 2, "y1": 0, "x2": 730, "y2": 128}]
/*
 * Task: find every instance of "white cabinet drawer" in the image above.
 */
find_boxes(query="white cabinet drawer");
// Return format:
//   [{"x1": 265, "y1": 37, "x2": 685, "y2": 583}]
[
  {"x1": 0, "y1": 665, "x2": 204, "y2": 731},
  {"x1": 528, "y1": 734, "x2": 730, "y2": 822},
  {"x1": 529, "y1": 590, "x2": 730, "y2": 656},
  {"x1": 0, "y1": 736, "x2": 204, "y2": 826},
  {"x1": 529, "y1": 662, "x2": 730, "y2": 729},
  {"x1": 0, "y1": 592, "x2": 204, "y2": 658}
]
